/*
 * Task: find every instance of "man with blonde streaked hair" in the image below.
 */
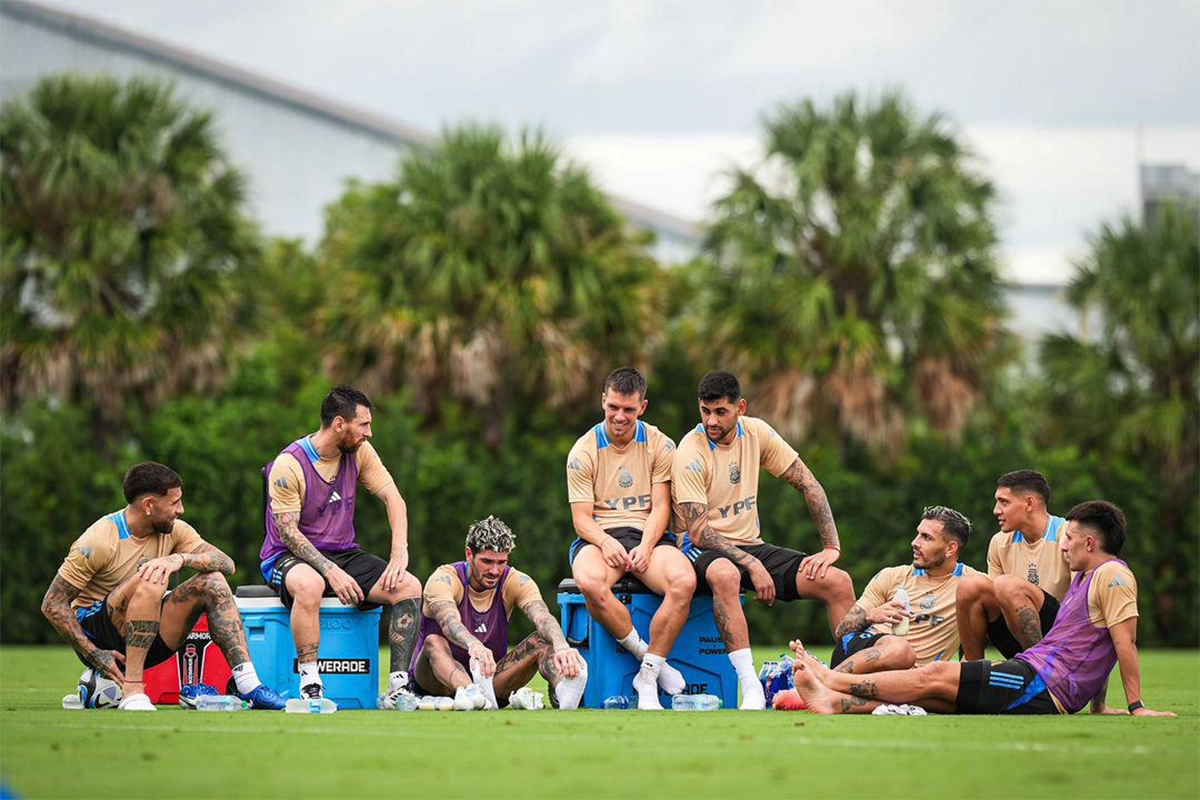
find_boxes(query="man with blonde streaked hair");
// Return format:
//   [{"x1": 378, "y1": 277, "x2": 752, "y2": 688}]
[{"x1": 408, "y1": 516, "x2": 587, "y2": 710}]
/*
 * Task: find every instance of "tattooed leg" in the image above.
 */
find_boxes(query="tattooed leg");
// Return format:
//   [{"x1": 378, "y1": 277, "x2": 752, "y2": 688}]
[
  {"x1": 994, "y1": 575, "x2": 1047, "y2": 650},
  {"x1": 388, "y1": 598, "x2": 419, "y2": 674},
  {"x1": 162, "y1": 573, "x2": 251, "y2": 666},
  {"x1": 491, "y1": 633, "x2": 550, "y2": 700},
  {"x1": 120, "y1": 577, "x2": 166, "y2": 688},
  {"x1": 284, "y1": 564, "x2": 328, "y2": 664},
  {"x1": 833, "y1": 637, "x2": 916, "y2": 674},
  {"x1": 705, "y1": 560, "x2": 750, "y2": 651},
  {"x1": 797, "y1": 646, "x2": 959, "y2": 712},
  {"x1": 415, "y1": 636, "x2": 472, "y2": 696}
]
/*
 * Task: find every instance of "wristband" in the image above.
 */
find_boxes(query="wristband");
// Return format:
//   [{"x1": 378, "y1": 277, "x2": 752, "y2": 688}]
[
  {"x1": 825, "y1": 545, "x2": 841, "y2": 552},
  {"x1": 1128, "y1": 700, "x2": 1144, "y2": 713}
]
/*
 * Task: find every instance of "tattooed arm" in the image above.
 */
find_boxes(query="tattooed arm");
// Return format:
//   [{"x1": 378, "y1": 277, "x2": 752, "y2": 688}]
[
  {"x1": 40, "y1": 576, "x2": 125, "y2": 682},
  {"x1": 833, "y1": 601, "x2": 909, "y2": 639},
  {"x1": 521, "y1": 594, "x2": 583, "y2": 679},
  {"x1": 678, "y1": 500, "x2": 776, "y2": 605},
  {"x1": 428, "y1": 596, "x2": 494, "y2": 676},
  {"x1": 176, "y1": 543, "x2": 234, "y2": 575},
  {"x1": 273, "y1": 508, "x2": 363, "y2": 605},
  {"x1": 781, "y1": 457, "x2": 843, "y2": 579}
]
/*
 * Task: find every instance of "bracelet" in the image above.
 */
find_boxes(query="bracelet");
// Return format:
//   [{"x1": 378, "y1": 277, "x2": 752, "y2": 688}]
[
  {"x1": 1128, "y1": 700, "x2": 1144, "y2": 713},
  {"x1": 825, "y1": 544, "x2": 841, "y2": 552}
]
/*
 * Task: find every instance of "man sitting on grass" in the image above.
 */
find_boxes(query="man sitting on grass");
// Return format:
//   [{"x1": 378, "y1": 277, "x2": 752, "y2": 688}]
[{"x1": 789, "y1": 500, "x2": 1174, "y2": 718}]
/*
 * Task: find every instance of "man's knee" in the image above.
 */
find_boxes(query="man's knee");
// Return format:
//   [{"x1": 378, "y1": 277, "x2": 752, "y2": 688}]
[
  {"x1": 189, "y1": 571, "x2": 232, "y2": 598},
  {"x1": 704, "y1": 560, "x2": 741, "y2": 596},
  {"x1": 126, "y1": 574, "x2": 167, "y2": 607},
  {"x1": 880, "y1": 636, "x2": 918, "y2": 670},
  {"x1": 664, "y1": 564, "x2": 697, "y2": 600},
  {"x1": 801, "y1": 566, "x2": 853, "y2": 602},
  {"x1": 993, "y1": 574, "x2": 1039, "y2": 609},
  {"x1": 288, "y1": 570, "x2": 326, "y2": 609},
  {"x1": 574, "y1": 567, "x2": 616, "y2": 603},
  {"x1": 957, "y1": 574, "x2": 993, "y2": 605},
  {"x1": 377, "y1": 572, "x2": 421, "y2": 603}
]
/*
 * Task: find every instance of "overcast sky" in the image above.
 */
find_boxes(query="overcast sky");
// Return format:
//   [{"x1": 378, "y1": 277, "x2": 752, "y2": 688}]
[{"x1": 36, "y1": 0, "x2": 1200, "y2": 282}]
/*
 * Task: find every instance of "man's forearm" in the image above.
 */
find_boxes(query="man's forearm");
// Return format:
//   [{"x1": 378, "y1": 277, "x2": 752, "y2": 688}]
[
  {"x1": 177, "y1": 547, "x2": 234, "y2": 576},
  {"x1": 275, "y1": 511, "x2": 335, "y2": 575},
  {"x1": 834, "y1": 604, "x2": 870, "y2": 639},
  {"x1": 782, "y1": 459, "x2": 841, "y2": 550},
  {"x1": 1114, "y1": 639, "x2": 1143, "y2": 706},
  {"x1": 383, "y1": 489, "x2": 409, "y2": 558},
  {"x1": 525, "y1": 599, "x2": 568, "y2": 650},
  {"x1": 41, "y1": 577, "x2": 96, "y2": 658},
  {"x1": 678, "y1": 502, "x2": 757, "y2": 569},
  {"x1": 430, "y1": 600, "x2": 481, "y2": 651}
]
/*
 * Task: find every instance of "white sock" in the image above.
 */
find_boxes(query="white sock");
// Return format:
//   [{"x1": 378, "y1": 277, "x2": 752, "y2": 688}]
[
  {"x1": 469, "y1": 659, "x2": 499, "y2": 710},
  {"x1": 656, "y1": 658, "x2": 688, "y2": 695},
  {"x1": 231, "y1": 662, "x2": 262, "y2": 694},
  {"x1": 298, "y1": 661, "x2": 321, "y2": 688},
  {"x1": 633, "y1": 654, "x2": 664, "y2": 710},
  {"x1": 554, "y1": 661, "x2": 588, "y2": 710},
  {"x1": 617, "y1": 629, "x2": 649, "y2": 660},
  {"x1": 729, "y1": 648, "x2": 765, "y2": 710}
]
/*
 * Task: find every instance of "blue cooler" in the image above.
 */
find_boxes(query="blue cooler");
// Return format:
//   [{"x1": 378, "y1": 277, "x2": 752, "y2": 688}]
[
  {"x1": 557, "y1": 578, "x2": 739, "y2": 709},
  {"x1": 235, "y1": 585, "x2": 381, "y2": 709}
]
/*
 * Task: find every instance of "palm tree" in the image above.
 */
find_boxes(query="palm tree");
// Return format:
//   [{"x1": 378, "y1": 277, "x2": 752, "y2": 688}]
[
  {"x1": 1037, "y1": 205, "x2": 1198, "y2": 641},
  {"x1": 0, "y1": 74, "x2": 260, "y2": 445},
  {"x1": 683, "y1": 90, "x2": 1012, "y2": 455},
  {"x1": 318, "y1": 124, "x2": 665, "y2": 447}
]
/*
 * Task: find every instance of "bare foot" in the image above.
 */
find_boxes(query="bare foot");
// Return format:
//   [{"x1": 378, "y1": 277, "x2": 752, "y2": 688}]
[
  {"x1": 789, "y1": 639, "x2": 833, "y2": 684},
  {"x1": 790, "y1": 658, "x2": 838, "y2": 715}
]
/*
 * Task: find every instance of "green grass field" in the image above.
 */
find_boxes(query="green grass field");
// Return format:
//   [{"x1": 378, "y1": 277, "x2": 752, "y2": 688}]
[{"x1": 1, "y1": 646, "x2": 1197, "y2": 800}]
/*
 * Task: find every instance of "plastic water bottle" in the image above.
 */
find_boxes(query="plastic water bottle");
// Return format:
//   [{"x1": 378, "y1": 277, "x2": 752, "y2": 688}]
[
  {"x1": 672, "y1": 693, "x2": 722, "y2": 711},
  {"x1": 61, "y1": 694, "x2": 84, "y2": 710},
  {"x1": 195, "y1": 695, "x2": 248, "y2": 711},
  {"x1": 602, "y1": 695, "x2": 631, "y2": 709},
  {"x1": 892, "y1": 587, "x2": 911, "y2": 636},
  {"x1": 284, "y1": 697, "x2": 338, "y2": 714}
]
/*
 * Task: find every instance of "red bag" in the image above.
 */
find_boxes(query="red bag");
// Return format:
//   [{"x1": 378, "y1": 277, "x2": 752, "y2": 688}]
[{"x1": 144, "y1": 613, "x2": 233, "y2": 704}]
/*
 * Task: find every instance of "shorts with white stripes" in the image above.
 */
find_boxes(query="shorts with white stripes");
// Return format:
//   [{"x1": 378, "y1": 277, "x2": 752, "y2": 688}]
[{"x1": 955, "y1": 658, "x2": 1060, "y2": 714}]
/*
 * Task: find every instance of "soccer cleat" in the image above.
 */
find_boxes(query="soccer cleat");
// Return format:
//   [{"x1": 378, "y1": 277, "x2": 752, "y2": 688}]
[
  {"x1": 379, "y1": 675, "x2": 418, "y2": 710},
  {"x1": 239, "y1": 684, "x2": 287, "y2": 710},
  {"x1": 300, "y1": 682, "x2": 324, "y2": 700},
  {"x1": 118, "y1": 692, "x2": 157, "y2": 711},
  {"x1": 453, "y1": 683, "x2": 488, "y2": 711},
  {"x1": 179, "y1": 683, "x2": 219, "y2": 709},
  {"x1": 508, "y1": 687, "x2": 545, "y2": 710}
]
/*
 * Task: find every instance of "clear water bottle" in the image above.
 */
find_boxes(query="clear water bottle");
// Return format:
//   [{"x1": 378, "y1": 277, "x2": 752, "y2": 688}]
[
  {"x1": 377, "y1": 693, "x2": 420, "y2": 711},
  {"x1": 195, "y1": 695, "x2": 248, "y2": 711},
  {"x1": 602, "y1": 695, "x2": 631, "y2": 709},
  {"x1": 61, "y1": 694, "x2": 84, "y2": 710},
  {"x1": 285, "y1": 697, "x2": 338, "y2": 714},
  {"x1": 892, "y1": 587, "x2": 912, "y2": 636},
  {"x1": 672, "y1": 693, "x2": 722, "y2": 711}
]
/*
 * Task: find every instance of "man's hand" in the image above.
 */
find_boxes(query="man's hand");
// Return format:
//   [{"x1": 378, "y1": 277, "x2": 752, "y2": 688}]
[
  {"x1": 87, "y1": 649, "x2": 126, "y2": 683},
  {"x1": 748, "y1": 560, "x2": 775, "y2": 606},
  {"x1": 326, "y1": 564, "x2": 364, "y2": 606},
  {"x1": 136, "y1": 554, "x2": 183, "y2": 586},
  {"x1": 628, "y1": 543, "x2": 652, "y2": 574},
  {"x1": 379, "y1": 548, "x2": 409, "y2": 593},
  {"x1": 1132, "y1": 706, "x2": 1176, "y2": 717},
  {"x1": 865, "y1": 601, "x2": 910, "y2": 627},
  {"x1": 468, "y1": 643, "x2": 496, "y2": 678},
  {"x1": 1090, "y1": 703, "x2": 1128, "y2": 715},
  {"x1": 599, "y1": 537, "x2": 633, "y2": 571},
  {"x1": 553, "y1": 647, "x2": 584, "y2": 679},
  {"x1": 799, "y1": 547, "x2": 842, "y2": 581}
]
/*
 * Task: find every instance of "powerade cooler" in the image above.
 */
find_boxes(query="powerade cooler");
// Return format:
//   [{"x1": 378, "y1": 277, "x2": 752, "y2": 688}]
[
  {"x1": 557, "y1": 578, "x2": 738, "y2": 709},
  {"x1": 234, "y1": 585, "x2": 381, "y2": 709}
]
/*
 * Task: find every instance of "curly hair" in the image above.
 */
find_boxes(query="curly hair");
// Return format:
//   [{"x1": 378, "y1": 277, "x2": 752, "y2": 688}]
[{"x1": 465, "y1": 516, "x2": 517, "y2": 553}]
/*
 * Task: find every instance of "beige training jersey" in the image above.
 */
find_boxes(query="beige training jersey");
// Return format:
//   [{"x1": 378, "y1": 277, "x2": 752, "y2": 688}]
[
  {"x1": 671, "y1": 416, "x2": 799, "y2": 545},
  {"x1": 422, "y1": 563, "x2": 543, "y2": 618},
  {"x1": 57, "y1": 511, "x2": 205, "y2": 610},
  {"x1": 856, "y1": 562, "x2": 983, "y2": 665},
  {"x1": 1086, "y1": 560, "x2": 1139, "y2": 629},
  {"x1": 566, "y1": 420, "x2": 675, "y2": 531},
  {"x1": 268, "y1": 438, "x2": 396, "y2": 516},
  {"x1": 987, "y1": 515, "x2": 1072, "y2": 601}
]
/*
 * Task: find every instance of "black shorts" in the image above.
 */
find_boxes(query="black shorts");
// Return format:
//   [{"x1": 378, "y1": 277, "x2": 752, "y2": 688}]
[
  {"x1": 987, "y1": 589, "x2": 1061, "y2": 658},
  {"x1": 955, "y1": 658, "x2": 1060, "y2": 714},
  {"x1": 568, "y1": 527, "x2": 678, "y2": 565},
  {"x1": 830, "y1": 631, "x2": 887, "y2": 668},
  {"x1": 75, "y1": 597, "x2": 175, "y2": 668},
  {"x1": 688, "y1": 542, "x2": 808, "y2": 603},
  {"x1": 265, "y1": 549, "x2": 387, "y2": 610}
]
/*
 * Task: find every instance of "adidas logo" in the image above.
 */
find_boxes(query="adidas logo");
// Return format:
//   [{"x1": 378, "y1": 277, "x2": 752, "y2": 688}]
[
  {"x1": 567, "y1": 458, "x2": 582, "y2": 471},
  {"x1": 327, "y1": 491, "x2": 343, "y2": 504},
  {"x1": 686, "y1": 459, "x2": 703, "y2": 473},
  {"x1": 474, "y1": 622, "x2": 488, "y2": 634}
]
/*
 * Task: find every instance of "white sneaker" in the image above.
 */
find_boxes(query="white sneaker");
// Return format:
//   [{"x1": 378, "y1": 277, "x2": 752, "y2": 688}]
[
  {"x1": 508, "y1": 687, "x2": 545, "y2": 710},
  {"x1": 871, "y1": 703, "x2": 928, "y2": 716},
  {"x1": 118, "y1": 692, "x2": 157, "y2": 712},
  {"x1": 454, "y1": 684, "x2": 488, "y2": 711}
]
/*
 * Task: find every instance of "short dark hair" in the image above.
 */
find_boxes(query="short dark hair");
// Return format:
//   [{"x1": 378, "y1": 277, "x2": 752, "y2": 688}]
[
  {"x1": 1064, "y1": 500, "x2": 1127, "y2": 556},
  {"x1": 604, "y1": 367, "x2": 647, "y2": 399},
  {"x1": 997, "y1": 470, "x2": 1051, "y2": 505},
  {"x1": 922, "y1": 505, "x2": 972, "y2": 547},
  {"x1": 321, "y1": 385, "x2": 372, "y2": 428},
  {"x1": 698, "y1": 370, "x2": 741, "y2": 404},
  {"x1": 123, "y1": 462, "x2": 182, "y2": 503}
]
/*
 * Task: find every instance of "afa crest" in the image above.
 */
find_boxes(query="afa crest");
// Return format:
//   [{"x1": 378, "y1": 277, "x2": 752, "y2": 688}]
[
  {"x1": 729, "y1": 463, "x2": 741, "y2": 485},
  {"x1": 617, "y1": 468, "x2": 634, "y2": 489}
]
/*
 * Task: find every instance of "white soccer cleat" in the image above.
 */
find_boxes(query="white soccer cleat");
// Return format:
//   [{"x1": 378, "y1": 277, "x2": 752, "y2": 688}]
[
  {"x1": 380, "y1": 674, "x2": 418, "y2": 710},
  {"x1": 508, "y1": 687, "x2": 545, "y2": 710},
  {"x1": 117, "y1": 692, "x2": 157, "y2": 712},
  {"x1": 454, "y1": 684, "x2": 488, "y2": 711}
]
